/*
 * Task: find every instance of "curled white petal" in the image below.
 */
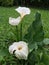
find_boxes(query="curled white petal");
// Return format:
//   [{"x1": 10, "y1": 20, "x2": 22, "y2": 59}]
[
  {"x1": 15, "y1": 50, "x2": 28, "y2": 60},
  {"x1": 9, "y1": 16, "x2": 21, "y2": 26},
  {"x1": 15, "y1": 7, "x2": 31, "y2": 18},
  {"x1": 9, "y1": 42, "x2": 18, "y2": 54},
  {"x1": 9, "y1": 41, "x2": 28, "y2": 60}
]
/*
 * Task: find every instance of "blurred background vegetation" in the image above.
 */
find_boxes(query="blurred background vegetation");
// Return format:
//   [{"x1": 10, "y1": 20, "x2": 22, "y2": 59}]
[{"x1": 0, "y1": 0, "x2": 49, "y2": 8}]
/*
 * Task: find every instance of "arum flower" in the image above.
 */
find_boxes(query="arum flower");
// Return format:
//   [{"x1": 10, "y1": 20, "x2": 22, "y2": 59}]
[
  {"x1": 9, "y1": 7, "x2": 30, "y2": 26},
  {"x1": 9, "y1": 16, "x2": 21, "y2": 26},
  {"x1": 9, "y1": 41, "x2": 28, "y2": 60},
  {"x1": 15, "y1": 7, "x2": 31, "y2": 18}
]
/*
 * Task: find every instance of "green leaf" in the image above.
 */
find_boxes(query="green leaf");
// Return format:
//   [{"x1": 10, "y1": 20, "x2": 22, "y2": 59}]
[
  {"x1": 29, "y1": 43, "x2": 38, "y2": 52},
  {"x1": 0, "y1": 48, "x2": 9, "y2": 61},
  {"x1": 23, "y1": 12, "x2": 44, "y2": 51},
  {"x1": 28, "y1": 51, "x2": 37, "y2": 65},
  {"x1": 33, "y1": 12, "x2": 44, "y2": 42},
  {"x1": 28, "y1": 49, "x2": 43, "y2": 65},
  {"x1": 42, "y1": 53, "x2": 49, "y2": 65},
  {"x1": 43, "y1": 38, "x2": 49, "y2": 45}
]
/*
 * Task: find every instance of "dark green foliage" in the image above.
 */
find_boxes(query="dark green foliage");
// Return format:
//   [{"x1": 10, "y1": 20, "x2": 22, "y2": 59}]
[{"x1": 0, "y1": 0, "x2": 14, "y2": 6}]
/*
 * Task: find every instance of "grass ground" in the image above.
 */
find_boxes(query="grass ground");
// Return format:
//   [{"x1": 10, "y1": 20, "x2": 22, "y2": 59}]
[{"x1": 0, "y1": 6, "x2": 49, "y2": 45}]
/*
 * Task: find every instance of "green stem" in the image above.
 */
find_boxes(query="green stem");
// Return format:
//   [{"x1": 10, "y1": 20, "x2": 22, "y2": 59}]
[
  {"x1": 20, "y1": 22, "x2": 22, "y2": 41},
  {"x1": 16, "y1": 26, "x2": 19, "y2": 41}
]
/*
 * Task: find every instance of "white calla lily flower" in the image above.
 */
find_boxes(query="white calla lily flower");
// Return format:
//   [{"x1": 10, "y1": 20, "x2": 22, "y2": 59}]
[
  {"x1": 9, "y1": 41, "x2": 28, "y2": 60},
  {"x1": 9, "y1": 16, "x2": 21, "y2": 26},
  {"x1": 15, "y1": 7, "x2": 31, "y2": 18}
]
